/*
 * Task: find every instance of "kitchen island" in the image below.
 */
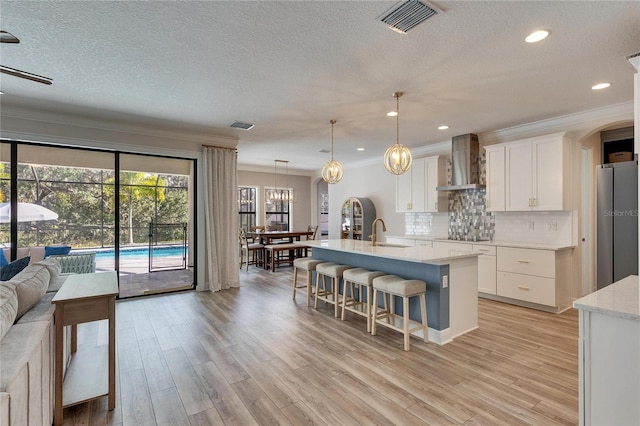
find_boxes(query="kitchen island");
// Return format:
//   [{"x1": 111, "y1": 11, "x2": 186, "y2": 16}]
[{"x1": 307, "y1": 239, "x2": 480, "y2": 345}]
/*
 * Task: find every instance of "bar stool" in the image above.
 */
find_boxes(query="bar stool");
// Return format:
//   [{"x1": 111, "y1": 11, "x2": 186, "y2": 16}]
[
  {"x1": 341, "y1": 268, "x2": 386, "y2": 332},
  {"x1": 371, "y1": 275, "x2": 428, "y2": 351},
  {"x1": 315, "y1": 263, "x2": 353, "y2": 317},
  {"x1": 292, "y1": 258, "x2": 326, "y2": 307}
]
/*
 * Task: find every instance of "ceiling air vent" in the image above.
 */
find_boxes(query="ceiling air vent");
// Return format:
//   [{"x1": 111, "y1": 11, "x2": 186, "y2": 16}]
[
  {"x1": 230, "y1": 121, "x2": 254, "y2": 130},
  {"x1": 379, "y1": 0, "x2": 439, "y2": 34}
]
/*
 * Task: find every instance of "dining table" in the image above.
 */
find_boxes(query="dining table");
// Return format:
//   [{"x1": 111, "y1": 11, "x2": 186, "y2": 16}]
[{"x1": 247, "y1": 230, "x2": 314, "y2": 245}]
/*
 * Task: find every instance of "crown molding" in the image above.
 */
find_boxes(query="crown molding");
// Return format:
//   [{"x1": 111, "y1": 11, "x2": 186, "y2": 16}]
[
  {"x1": 0, "y1": 103, "x2": 238, "y2": 148},
  {"x1": 479, "y1": 101, "x2": 633, "y2": 145}
]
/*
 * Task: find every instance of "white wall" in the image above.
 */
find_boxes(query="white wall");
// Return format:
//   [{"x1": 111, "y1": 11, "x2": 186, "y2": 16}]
[
  {"x1": 327, "y1": 162, "x2": 405, "y2": 239},
  {"x1": 238, "y1": 170, "x2": 311, "y2": 230}
]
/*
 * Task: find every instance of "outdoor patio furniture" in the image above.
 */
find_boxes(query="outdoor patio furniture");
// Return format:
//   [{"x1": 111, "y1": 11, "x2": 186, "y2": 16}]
[{"x1": 50, "y1": 253, "x2": 96, "y2": 274}]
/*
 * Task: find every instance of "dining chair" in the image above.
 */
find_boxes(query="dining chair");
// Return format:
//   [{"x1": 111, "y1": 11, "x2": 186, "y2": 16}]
[
  {"x1": 300, "y1": 225, "x2": 319, "y2": 257},
  {"x1": 306, "y1": 225, "x2": 318, "y2": 240},
  {"x1": 239, "y1": 227, "x2": 264, "y2": 271}
]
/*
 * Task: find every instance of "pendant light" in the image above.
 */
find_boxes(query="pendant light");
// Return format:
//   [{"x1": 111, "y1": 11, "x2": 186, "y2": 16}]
[
  {"x1": 383, "y1": 91, "x2": 412, "y2": 175},
  {"x1": 321, "y1": 119, "x2": 344, "y2": 184},
  {"x1": 266, "y1": 160, "x2": 295, "y2": 203},
  {"x1": 284, "y1": 160, "x2": 296, "y2": 203}
]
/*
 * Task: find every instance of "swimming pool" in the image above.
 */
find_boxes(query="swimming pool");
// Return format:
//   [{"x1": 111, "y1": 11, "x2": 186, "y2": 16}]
[{"x1": 89, "y1": 246, "x2": 188, "y2": 259}]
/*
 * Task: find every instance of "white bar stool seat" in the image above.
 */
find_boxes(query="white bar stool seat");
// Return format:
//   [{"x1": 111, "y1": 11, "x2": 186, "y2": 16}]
[
  {"x1": 341, "y1": 268, "x2": 387, "y2": 332},
  {"x1": 315, "y1": 263, "x2": 353, "y2": 317},
  {"x1": 292, "y1": 258, "x2": 326, "y2": 307},
  {"x1": 371, "y1": 275, "x2": 428, "y2": 351}
]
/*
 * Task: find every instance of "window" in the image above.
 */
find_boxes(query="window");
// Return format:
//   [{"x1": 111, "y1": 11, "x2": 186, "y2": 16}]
[
  {"x1": 238, "y1": 187, "x2": 256, "y2": 231},
  {"x1": 265, "y1": 188, "x2": 290, "y2": 231}
]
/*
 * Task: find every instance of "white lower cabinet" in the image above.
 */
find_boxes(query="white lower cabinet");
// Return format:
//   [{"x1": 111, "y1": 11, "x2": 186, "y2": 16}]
[
  {"x1": 385, "y1": 237, "x2": 433, "y2": 248},
  {"x1": 474, "y1": 244, "x2": 496, "y2": 294},
  {"x1": 414, "y1": 240, "x2": 433, "y2": 248},
  {"x1": 385, "y1": 237, "x2": 416, "y2": 247},
  {"x1": 432, "y1": 241, "x2": 473, "y2": 254},
  {"x1": 496, "y1": 246, "x2": 572, "y2": 311},
  {"x1": 497, "y1": 271, "x2": 556, "y2": 306}
]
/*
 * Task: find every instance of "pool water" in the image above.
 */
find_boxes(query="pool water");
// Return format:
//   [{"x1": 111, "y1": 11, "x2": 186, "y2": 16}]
[{"x1": 92, "y1": 246, "x2": 188, "y2": 259}]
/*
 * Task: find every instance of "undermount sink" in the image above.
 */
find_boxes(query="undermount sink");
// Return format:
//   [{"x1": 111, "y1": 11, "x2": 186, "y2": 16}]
[{"x1": 373, "y1": 243, "x2": 409, "y2": 248}]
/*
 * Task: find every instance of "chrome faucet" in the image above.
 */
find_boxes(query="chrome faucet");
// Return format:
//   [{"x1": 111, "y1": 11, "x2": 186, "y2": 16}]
[{"x1": 370, "y1": 218, "x2": 387, "y2": 246}]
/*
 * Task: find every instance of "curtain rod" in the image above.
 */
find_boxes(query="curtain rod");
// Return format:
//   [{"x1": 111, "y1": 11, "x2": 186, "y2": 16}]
[{"x1": 201, "y1": 144, "x2": 237, "y2": 151}]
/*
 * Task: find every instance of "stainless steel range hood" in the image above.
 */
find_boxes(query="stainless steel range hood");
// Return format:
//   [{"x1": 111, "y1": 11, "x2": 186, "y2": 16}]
[{"x1": 436, "y1": 133, "x2": 484, "y2": 191}]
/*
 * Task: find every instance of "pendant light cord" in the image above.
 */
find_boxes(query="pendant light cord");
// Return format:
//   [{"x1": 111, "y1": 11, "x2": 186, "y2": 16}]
[
  {"x1": 330, "y1": 119, "x2": 336, "y2": 161},
  {"x1": 395, "y1": 93, "x2": 400, "y2": 145}
]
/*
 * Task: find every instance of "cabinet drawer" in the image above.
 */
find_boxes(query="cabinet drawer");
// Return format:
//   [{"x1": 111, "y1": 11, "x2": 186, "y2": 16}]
[
  {"x1": 385, "y1": 237, "x2": 415, "y2": 247},
  {"x1": 415, "y1": 240, "x2": 433, "y2": 248},
  {"x1": 497, "y1": 272, "x2": 556, "y2": 306},
  {"x1": 473, "y1": 244, "x2": 496, "y2": 256},
  {"x1": 433, "y1": 241, "x2": 473, "y2": 256},
  {"x1": 497, "y1": 247, "x2": 554, "y2": 278}
]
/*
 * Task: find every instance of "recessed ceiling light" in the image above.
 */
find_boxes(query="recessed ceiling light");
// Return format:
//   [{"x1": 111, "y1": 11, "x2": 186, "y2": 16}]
[
  {"x1": 592, "y1": 82, "x2": 611, "y2": 90},
  {"x1": 387, "y1": 111, "x2": 398, "y2": 117},
  {"x1": 357, "y1": 147, "x2": 365, "y2": 151},
  {"x1": 438, "y1": 125, "x2": 449, "y2": 130},
  {"x1": 525, "y1": 30, "x2": 549, "y2": 43}
]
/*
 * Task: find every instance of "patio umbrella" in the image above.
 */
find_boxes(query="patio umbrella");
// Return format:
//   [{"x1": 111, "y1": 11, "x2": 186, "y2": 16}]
[{"x1": 0, "y1": 202, "x2": 59, "y2": 223}]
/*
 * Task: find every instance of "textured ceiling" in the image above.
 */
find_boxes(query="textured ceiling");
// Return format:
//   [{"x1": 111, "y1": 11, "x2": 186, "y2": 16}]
[{"x1": 1, "y1": 1, "x2": 639, "y2": 172}]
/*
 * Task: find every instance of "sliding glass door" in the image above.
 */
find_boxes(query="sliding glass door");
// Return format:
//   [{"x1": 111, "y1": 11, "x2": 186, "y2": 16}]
[
  {"x1": 117, "y1": 153, "x2": 193, "y2": 297},
  {"x1": 0, "y1": 141, "x2": 196, "y2": 298}
]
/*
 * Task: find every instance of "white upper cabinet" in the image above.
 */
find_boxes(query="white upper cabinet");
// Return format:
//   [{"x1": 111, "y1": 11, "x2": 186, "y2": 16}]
[
  {"x1": 396, "y1": 163, "x2": 414, "y2": 213},
  {"x1": 484, "y1": 144, "x2": 506, "y2": 211},
  {"x1": 505, "y1": 132, "x2": 573, "y2": 211},
  {"x1": 424, "y1": 156, "x2": 448, "y2": 213},
  {"x1": 396, "y1": 155, "x2": 447, "y2": 213}
]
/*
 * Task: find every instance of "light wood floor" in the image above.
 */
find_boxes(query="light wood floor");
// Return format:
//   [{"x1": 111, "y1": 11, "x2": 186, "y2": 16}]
[{"x1": 62, "y1": 266, "x2": 579, "y2": 425}]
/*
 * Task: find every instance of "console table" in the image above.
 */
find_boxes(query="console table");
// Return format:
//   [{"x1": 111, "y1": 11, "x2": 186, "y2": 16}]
[{"x1": 52, "y1": 271, "x2": 118, "y2": 426}]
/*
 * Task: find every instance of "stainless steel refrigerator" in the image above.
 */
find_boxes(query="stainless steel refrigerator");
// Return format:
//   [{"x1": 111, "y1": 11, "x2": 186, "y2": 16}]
[{"x1": 596, "y1": 161, "x2": 638, "y2": 289}]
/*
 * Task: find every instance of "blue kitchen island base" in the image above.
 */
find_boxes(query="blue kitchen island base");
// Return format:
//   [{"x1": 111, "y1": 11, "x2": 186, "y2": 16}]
[{"x1": 310, "y1": 240, "x2": 479, "y2": 345}]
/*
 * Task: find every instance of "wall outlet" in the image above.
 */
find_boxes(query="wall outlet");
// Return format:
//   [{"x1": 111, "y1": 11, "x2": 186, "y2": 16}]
[
  {"x1": 546, "y1": 222, "x2": 558, "y2": 231},
  {"x1": 528, "y1": 221, "x2": 535, "y2": 230},
  {"x1": 442, "y1": 275, "x2": 448, "y2": 288}
]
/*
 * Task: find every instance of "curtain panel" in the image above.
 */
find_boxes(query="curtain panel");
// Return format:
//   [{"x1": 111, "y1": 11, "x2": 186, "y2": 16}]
[{"x1": 202, "y1": 146, "x2": 240, "y2": 291}]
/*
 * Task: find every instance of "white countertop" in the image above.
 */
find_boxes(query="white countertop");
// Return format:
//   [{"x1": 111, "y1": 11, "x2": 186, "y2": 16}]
[
  {"x1": 387, "y1": 235, "x2": 575, "y2": 251},
  {"x1": 573, "y1": 275, "x2": 640, "y2": 321},
  {"x1": 308, "y1": 239, "x2": 480, "y2": 265}
]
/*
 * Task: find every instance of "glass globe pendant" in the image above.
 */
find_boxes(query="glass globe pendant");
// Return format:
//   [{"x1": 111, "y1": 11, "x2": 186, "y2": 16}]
[
  {"x1": 384, "y1": 92, "x2": 412, "y2": 175},
  {"x1": 321, "y1": 119, "x2": 344, "y2": 184}
]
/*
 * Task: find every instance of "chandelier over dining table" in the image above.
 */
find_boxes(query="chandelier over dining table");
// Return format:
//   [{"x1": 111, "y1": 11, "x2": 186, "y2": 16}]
[{"x1": 265, "y1": 159, "x2": 296, "y2": 203}]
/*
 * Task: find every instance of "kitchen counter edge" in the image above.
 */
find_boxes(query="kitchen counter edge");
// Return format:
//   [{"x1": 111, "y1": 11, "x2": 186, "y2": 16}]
[{"x1": 573, "y1": 275, "x2": 640, "y2": 320}]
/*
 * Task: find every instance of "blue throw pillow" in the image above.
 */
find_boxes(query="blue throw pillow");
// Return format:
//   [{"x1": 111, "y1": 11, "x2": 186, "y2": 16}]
[
  {"x1": 0, "y1": 250, "x2": 7, "y2": 268},
  {"x1": 44, "y1": 245, "x2": 72, "y2": 258},
  {"x1": 0, "y1": 256, "x2": 30, "y2": 281}
]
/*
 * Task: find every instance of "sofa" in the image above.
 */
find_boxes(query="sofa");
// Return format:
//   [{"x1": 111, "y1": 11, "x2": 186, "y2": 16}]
[{"x1": 0, "y1": 258, "x2": 75, "y2": 426}]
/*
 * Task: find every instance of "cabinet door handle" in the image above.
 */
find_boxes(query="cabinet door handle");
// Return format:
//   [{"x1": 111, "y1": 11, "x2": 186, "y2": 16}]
[
  {"x1": 517, "y1": 286, "x2": 531, "y2": 291},
  {"x1": 532, "y1": 198, "x2": 537, "y2": 207},
  {"x1": 434, "y1": 202, "x2": 438, "y2": 210},
  {"x1": 528, "y1": 198, "x2": 532, "y2": 207},
  {"x1": 478, "y1": 248, "x2": 490, "y2": 252},
  {"x1": 486, "y1": 199, "x2": 491, "y2": 208},
  {"x1": 517, "y1": 259, "x2": 530, "y2": 264}
]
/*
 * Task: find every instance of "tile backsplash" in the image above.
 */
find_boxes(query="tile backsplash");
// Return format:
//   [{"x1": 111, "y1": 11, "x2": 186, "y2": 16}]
[
  {"x1": 447, "y1": 189, "x2": 495, "y2": 241},
  {"x1": 405, "y1": 212, "x2": 448, "y2": 237},
  {"x1": 493, "y1": 211, "x2": 573, "y2": 245}
]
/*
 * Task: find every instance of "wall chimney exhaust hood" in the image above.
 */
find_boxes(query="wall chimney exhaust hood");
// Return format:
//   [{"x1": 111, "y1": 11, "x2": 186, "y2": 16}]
[{"x1": 436, "y1": 133, "x2": 484, "y2": 191}]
